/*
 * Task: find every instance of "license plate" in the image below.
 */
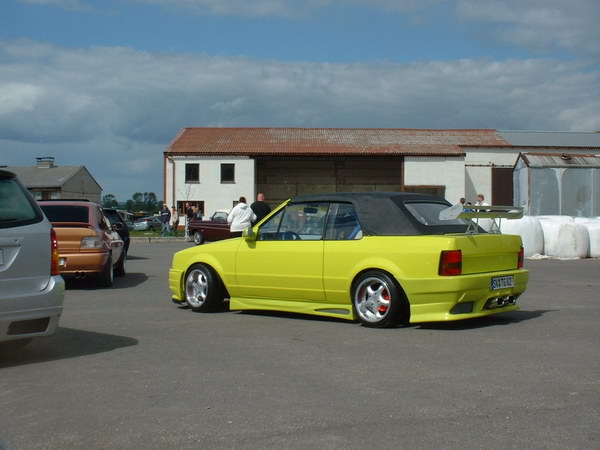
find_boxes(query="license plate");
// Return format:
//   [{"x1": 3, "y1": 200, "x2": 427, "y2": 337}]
[
  {"x1": 491, "y1": 275, "x2": 514, "y2": 290},
  {"x1": 59, "y1": 257, "x2": 66, "y2": 267}
]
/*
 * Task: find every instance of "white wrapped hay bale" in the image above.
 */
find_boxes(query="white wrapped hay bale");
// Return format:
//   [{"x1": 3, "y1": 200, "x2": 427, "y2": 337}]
[
  {"x1": 538, "y1": 218, "x2": 589, "y2": 259},
  {"x1": 500, "y1": 216, "x2": 544, "y2": 257},
  {"x1": 574, "y1": 219, "x2": 600, "y2": 258},
  {"x1": 537, "y1": 215, "x2": 574, "y2": 223}
]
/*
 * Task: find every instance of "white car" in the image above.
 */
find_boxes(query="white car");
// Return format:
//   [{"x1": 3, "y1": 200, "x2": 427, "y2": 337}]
[
  {"x1": 133, "y1": 216, "x2": 162, "y2": 231},
  {"x1": 0, "y1": 169, "x2": 65, "y2": 351}
]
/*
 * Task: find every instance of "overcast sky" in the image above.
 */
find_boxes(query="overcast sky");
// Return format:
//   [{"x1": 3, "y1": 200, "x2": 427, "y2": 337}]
[{"x1": 1, "y1": 0, "x2": 599, "y2": 200}]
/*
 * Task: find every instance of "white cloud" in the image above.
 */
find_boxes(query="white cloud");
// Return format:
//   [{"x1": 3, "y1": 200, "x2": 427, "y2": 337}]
[
  {"x1": 1, "y1": 39, "x2": 597, "y2": 136},
  {"x1": 457, "y1": 0, "x2": 600, "y2": 56},
  {"x1": 1, "y1": 38, "x2": 598, "y2": 197}
]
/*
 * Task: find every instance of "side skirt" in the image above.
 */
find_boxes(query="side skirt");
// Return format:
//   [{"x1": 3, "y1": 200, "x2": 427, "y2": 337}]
[{"x1": 230, "y1": 297, "x2": 356, "y2": 321}]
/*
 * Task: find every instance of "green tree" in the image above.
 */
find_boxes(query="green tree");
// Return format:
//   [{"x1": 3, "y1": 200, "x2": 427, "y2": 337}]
[
  {"x1": 131, "y1": 192, "x2": 144, "y2": 213},
  {"x1": 101, "y1": 194, "x2": 118, "y2": 208},
  {"x1": 144, "y1": 192, "x2": 158, "y2": 213},
  {"x1": 126, "y1": 192, "x2": 161, "y2": 214}
]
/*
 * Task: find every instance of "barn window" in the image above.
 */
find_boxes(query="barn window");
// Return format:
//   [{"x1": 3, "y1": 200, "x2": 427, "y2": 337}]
[
  {"x1": 185, "y1": 164, "x2": 200, "y2": 183},
  {"x1": 221, "y1": 164, "x2": 235, "y2": 183}
]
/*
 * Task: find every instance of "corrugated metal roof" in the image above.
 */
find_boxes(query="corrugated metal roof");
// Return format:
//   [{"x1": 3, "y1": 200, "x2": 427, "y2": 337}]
[
  {"x1": 518, "y1": 152, "x2": 600, "y2": 168},
  {"x1": 4, "y1": 165, "x2": 87, "y2": 188},
  {"x1": 165, "y1": 128, "x2": 511, "y2": 156},
  {"x1": 499, "y1": 130, "x2": 600, "y2": 147}
]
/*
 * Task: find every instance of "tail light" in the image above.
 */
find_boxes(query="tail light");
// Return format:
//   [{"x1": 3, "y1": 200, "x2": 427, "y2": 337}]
[
  {"x1": 518, "y1": 246, "x2": 524, "y2": 269},
  {"x1": 81, "y1": 236, "x2": 103, "y2": 249},
  {"x1": 51, "y1": 228, "x2": 60, "y2": 275},
  {"x1": 439, "y1": 250, "x2": 462, "y2": 276}
]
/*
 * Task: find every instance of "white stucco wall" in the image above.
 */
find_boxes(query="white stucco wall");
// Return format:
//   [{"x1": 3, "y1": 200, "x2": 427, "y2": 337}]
[
  {"x1": 464, "y1": 148, "x2": 522, "y2": 203},
  {"x1": 463, "y1": 147, "x2": 600, "y2": 204},
  {"x1": 404, "y1": 157, "x2": 465, "y2": 204},
  {"x1": 165, "y1": 156, "x2": 255, "y2": 216}
]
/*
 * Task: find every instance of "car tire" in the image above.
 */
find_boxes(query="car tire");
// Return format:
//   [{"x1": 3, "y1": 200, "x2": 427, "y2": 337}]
[
  {"x1": 352, "y1": 271, "x2": 409, "y2": 328},
  {"x1": 98, "y1": 255, "x2": 114, "y2": 287},
  {"x1": 114, "y1": 250, "x2": 127, "y2": 277},
  {"x1": 184, "y1": 264, "x2": 224, "y2": 312},
  {"x1": 193, "y1": 231, "x2": 205, "y2": 245}
]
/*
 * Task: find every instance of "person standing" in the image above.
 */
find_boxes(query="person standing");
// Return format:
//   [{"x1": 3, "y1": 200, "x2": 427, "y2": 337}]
[
  {"x1": 160, "y1": 204, "x2": 171, "y2": 237},
  {"x1": 193, "y1": 205, "x2": 203, "y2": 220},
  {"x1": 185, "y1": 202, "x2": 193, "y2": 239},
  {"x1": 475, "y1": 194, "x2": 489, "y2": 207},
  {"x1": 250, "y1": 192, "x2": 271, "y2": 226},
  {"x1": 170, "y1": 206, "x2": 179, "y2": 237},
  {"x1": 228, "y1": 196, "x2": 256, "y2": 238},
  {"x1": 474, "y1": 194, "x2": 491, "y2": 231}
]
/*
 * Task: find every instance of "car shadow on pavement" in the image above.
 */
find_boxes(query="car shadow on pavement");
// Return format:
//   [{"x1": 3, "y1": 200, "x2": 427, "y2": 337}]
[
  {"x1": 0, "y1": 327, "x2": 138, "y2": 368},
  {"x1": 123, "y1": 255, "x2": 148, "y2": 260},
  {"x1": 237, "y1": 309, "x2": 354, "y2": 324},
  {"x1": 65, "y1": 272, "x2": 148, "y2": 290},
  {"x1": 415, "y1": 309, "x2": 554, "y2": 330}
]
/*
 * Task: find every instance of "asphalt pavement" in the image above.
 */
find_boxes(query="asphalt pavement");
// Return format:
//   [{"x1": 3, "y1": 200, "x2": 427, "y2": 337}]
[{"x1": 1, "y1": 242, "x2": 599, "y2": 449}]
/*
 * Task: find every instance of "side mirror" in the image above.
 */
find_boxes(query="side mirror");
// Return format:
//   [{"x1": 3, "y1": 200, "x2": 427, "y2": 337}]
[
  {"x1": 243, "y1": 226, "x2": 256, "y2": 241},
  {"x1": 113, "y1": 222, "x2": 124, "y2": 231}
]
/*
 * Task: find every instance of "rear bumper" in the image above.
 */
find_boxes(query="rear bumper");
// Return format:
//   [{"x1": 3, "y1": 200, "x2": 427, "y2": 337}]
[
  {"x1": 403, "y1": 269, "x2": 529, "y2": 323},
  {"x1": 0, "y1": 275, "x2": 65, "y2": 342},
  {"x1": 58, "y1": 251, "x2": 110, "y2": 275}
]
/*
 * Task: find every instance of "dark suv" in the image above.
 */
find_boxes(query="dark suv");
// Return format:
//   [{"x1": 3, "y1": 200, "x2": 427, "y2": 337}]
[{"x1": 103, "y1": 208, "x2": 130, "y2": 252}]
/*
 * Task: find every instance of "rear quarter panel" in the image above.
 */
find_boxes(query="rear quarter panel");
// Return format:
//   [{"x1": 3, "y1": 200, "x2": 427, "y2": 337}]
[
  {"x1": 322, "y1": 233, "x2": 527, "y2": 310},
  {"x1": 322, "y1": 236, "x2": 448, "y2": 304}
]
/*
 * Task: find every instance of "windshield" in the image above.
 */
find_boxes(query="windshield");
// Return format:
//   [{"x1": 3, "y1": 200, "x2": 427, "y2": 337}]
[{"x1": 104, "y1": 210, "x2": 124, "y2": 224}]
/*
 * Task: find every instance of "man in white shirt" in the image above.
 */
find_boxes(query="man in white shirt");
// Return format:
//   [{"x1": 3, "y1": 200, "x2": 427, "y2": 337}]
[{"x1": 227, "y1": 196, "x2": 256, "y2": 238}]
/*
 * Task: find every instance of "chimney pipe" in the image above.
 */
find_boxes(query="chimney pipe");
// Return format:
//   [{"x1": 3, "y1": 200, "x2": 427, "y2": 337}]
[{"x1": 36, "y1": 157, "x2": 55, "y2": 168}]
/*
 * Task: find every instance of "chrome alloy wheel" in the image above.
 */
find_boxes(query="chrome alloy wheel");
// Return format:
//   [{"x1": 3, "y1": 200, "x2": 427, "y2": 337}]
[
  {"x1": 185, "y1": 267, "x2": 209, "y2": 308},
  {"x1": 354, "y1": 276, "x2": 392, "y2": 323}
]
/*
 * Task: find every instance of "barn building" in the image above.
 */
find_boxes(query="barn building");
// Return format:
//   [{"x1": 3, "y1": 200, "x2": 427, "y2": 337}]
[
  {"x1": 5, "y1": 157, "x2": 102, "y2": 202},
  {"x1": 163, "y1": 128, "x2": 600, "y2": 217}
]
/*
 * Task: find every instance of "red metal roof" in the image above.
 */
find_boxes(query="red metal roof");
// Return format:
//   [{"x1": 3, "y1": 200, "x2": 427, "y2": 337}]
[{"x1": 164, "y1": 128, "x2": 511, "y2": 157}]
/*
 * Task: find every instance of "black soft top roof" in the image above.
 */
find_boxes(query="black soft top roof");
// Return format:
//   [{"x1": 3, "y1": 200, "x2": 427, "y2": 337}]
[{"x1": 290, "y1": 192, "x2": 463, "y2": 236}]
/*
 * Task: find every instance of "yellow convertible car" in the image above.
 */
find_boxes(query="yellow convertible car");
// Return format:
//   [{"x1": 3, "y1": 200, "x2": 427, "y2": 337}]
[{"x1": 169, "y1": 192, "x2": 528, "y2": 328}]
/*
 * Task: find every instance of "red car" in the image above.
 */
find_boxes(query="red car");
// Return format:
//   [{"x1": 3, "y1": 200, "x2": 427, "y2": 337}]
[{"x1": 187, "y1": 209, "x2": 231, "y2": 245}]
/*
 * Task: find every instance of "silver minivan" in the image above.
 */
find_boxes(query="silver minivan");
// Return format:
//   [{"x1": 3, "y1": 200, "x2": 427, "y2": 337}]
[{"x1": 0, "y1": 169, "x2": 65, "y2": 350}]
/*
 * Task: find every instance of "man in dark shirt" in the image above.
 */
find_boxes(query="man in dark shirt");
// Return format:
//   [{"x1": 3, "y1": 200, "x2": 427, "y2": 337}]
[
  {"x1": 160, "y1": 204, "x2": 171, "y2": 237},
  {"x1": 250, "y1": 193, "x2": 271, "y2": 226}
]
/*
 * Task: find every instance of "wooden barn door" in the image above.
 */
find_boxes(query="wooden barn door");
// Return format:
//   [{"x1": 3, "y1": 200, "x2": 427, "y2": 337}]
[{"x1": 492, "y1": 167, "x2": 514, "y2": 206}]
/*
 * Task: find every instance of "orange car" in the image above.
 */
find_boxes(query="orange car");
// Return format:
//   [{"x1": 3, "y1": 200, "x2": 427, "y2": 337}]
[{"x1": 39, "y1": 200, "x2": 126, "y2": 287}]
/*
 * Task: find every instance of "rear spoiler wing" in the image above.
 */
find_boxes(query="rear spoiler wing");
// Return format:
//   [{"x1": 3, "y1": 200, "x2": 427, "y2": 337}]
[{"x1": 439, "y1": 204, "x2": 524, "y2": 234}]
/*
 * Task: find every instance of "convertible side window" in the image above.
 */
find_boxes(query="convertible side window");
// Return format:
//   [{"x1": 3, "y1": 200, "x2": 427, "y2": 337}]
[
  {"x1": 325, "y1": 203, "x2": 363, "y2": 240},
  {"x1": 257, "y1": 208, "x2": 284, "y2": 241},
  {"x1": 257, "y1": 203, "x2": 329, "y2": 241}
]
